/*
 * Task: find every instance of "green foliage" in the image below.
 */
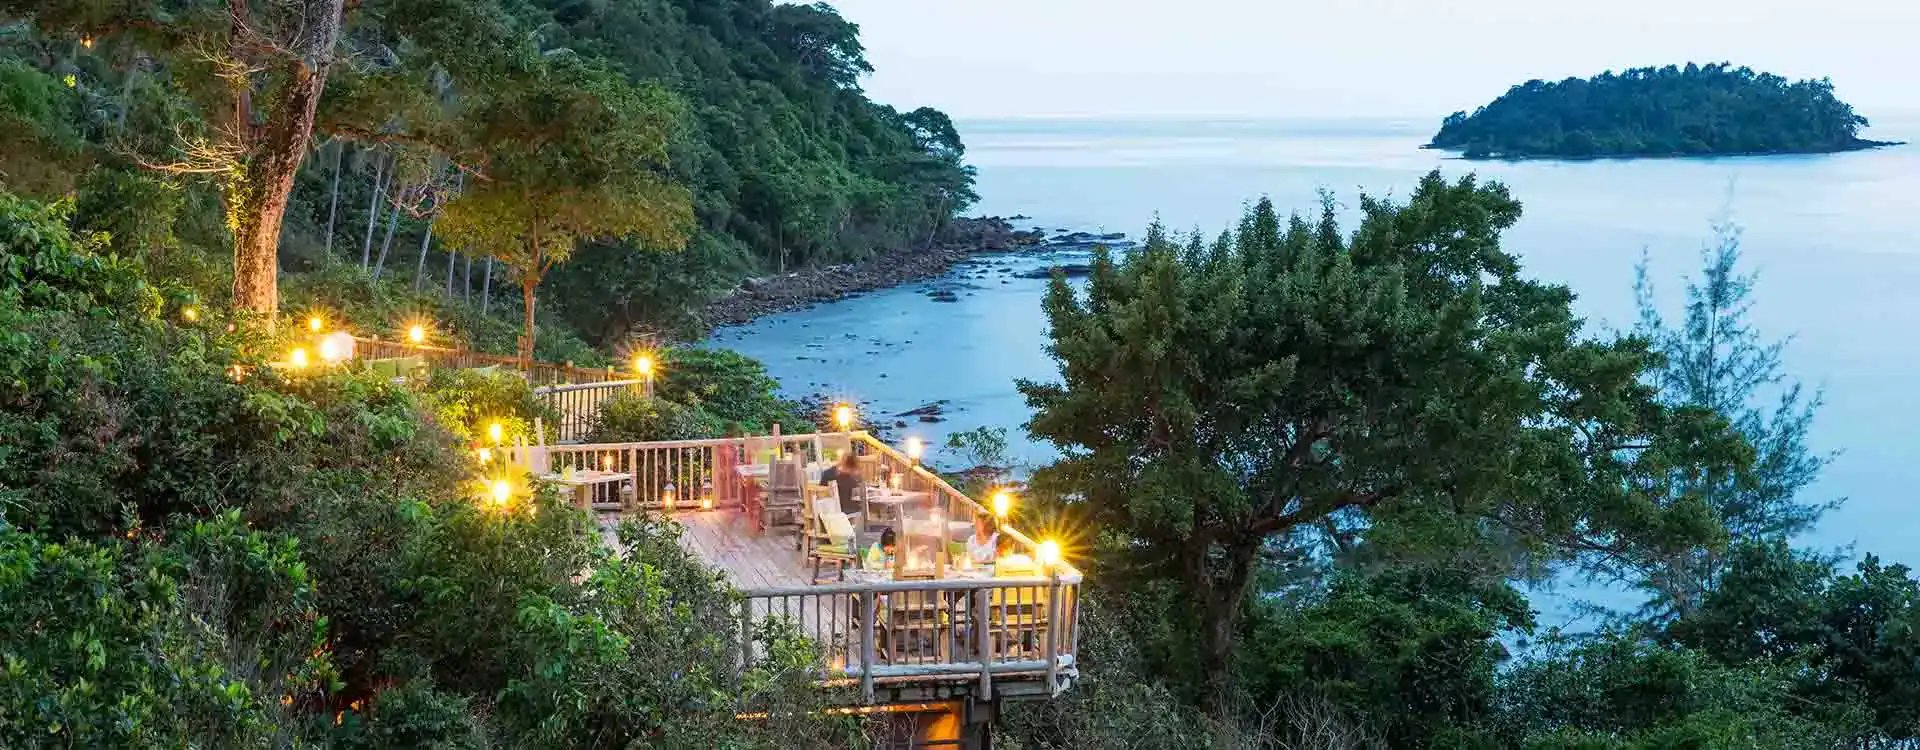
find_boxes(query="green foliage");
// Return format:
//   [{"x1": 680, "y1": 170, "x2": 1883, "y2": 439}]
[
  {"x1": 0, "y1": 513, "x2": 331, "y2": 748},
  {"x1": 1019, "y1": 172, "x2": 1741, "y2": 713},
  {"x1": 0, "y1": 56, "x2": 86, "y2": 197},
  {"x1": 1602, "y1": 221, "x2": 1836, "y2": 620},
  {"x1": 587, "y1": 391, "x2": 723, "y2": 443},
  {"x1": 0, "y1": 190, "x2": 852, "y2": 746},
  {"x1": 1431, "y1": 63, "x2": 1885, "y2": 158},
  {"x1": 1498, "y1": 636, "x2": 1846, "y2": 749},
  {"x1": 436, "y1": 54, "x2": 693, "y2": 359},
  {"x1": 416, "y1": 366, "x2": 558, "y2": 446},
  {"x1": 1239, "y1": 567, "x2": 1531, "y2": 745},
  {"x1": 652, "y1": 346, "x2": 805, "y2": 432}
]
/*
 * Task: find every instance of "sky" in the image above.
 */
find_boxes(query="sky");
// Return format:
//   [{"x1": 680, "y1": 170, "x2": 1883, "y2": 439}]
[{"x1": 821, "y1": 0, "x2": 1920, "y2": 120}]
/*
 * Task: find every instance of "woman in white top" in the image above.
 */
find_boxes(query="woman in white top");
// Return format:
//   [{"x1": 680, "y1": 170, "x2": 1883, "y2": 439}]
[{"x1": 965, "y1": 515, "x2": 1000, "y2": 565}]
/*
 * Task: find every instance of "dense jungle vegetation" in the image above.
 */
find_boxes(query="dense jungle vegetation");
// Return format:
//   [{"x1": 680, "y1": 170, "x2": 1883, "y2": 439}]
[{"x1": 1430, "y1": 63, "x2": 1892, "y2": 159}]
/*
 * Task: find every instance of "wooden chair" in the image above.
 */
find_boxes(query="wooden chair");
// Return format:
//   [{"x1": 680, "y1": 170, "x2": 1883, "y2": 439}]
[
  {"x1": 806, "y1": 498, "x2": 858, "y2": 582},
  {"x1": 761, "y1": 455, "x2": 806, "y2": 537}
]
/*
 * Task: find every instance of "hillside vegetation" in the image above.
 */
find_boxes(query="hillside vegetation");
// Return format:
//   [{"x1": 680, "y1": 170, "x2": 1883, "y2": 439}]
[{"x1": 1430, "y1": 63, "x2": 1894, "y2": 159}]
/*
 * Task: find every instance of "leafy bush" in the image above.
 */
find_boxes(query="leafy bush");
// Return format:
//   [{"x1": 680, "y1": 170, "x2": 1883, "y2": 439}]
[
  {"x1": 416, "y1": 366, "x2": 559, "y2": 446},
  {"x1": 654, "y1": 346, "x2": 804, "y2": 432},
  {"x1": 0, "y1": 513, "x2": 332, "y2": 748},
  {"x1": 587, "y1": 391, "x2": 723, "y2": 443}
]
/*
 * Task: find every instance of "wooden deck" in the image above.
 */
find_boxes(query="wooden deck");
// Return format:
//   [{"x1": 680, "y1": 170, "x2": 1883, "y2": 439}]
[{"x1": 638, "y1": 507, "x2": 815, "y2": 589}]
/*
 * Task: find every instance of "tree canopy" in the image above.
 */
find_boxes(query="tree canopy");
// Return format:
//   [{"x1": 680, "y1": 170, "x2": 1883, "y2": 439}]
[
  {"x1": 1018, "y1": 171, "x2": 1743, "y2": 716},
  {"x1": 1429, "y1": 63, "x2": 1893, "y2": 159}
]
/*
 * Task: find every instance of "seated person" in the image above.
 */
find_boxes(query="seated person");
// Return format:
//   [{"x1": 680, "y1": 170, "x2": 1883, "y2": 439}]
[
  {"x1": 965, "y1": 515, "x2": 1000, "y2": 565},
  {"x1": 818, "y1": 452, "x2": 864, "y2": 516}
]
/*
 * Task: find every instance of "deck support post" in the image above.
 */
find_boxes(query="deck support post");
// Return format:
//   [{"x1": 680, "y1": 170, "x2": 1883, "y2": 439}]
[
  {"x1": 974, "y1": 587, "x2": 992, "y2": 700},
  {"x1": 861, "y1": 591, "x2": 877, "y2": 704},
  {"x1": 1045, "y1": 577, "x2": 1062, "y2": 695}
]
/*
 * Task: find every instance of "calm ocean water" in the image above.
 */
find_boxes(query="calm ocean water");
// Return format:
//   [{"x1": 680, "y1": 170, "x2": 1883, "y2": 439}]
[{"x1": 711, "y1": 116, "x2": 1920, "y2": 622}]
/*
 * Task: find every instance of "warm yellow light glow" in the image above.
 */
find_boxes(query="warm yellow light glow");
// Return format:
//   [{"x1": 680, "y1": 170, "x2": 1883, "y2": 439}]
[
  {"x1": 487, "y1": 422, "x2": 504, "y2": 444},
  {"x1": 489, "y1": 479, "x2": 511, "y2": 506},
  {"x1": 991, "y1": 491, "x2": 1012, "y2": 519},
  {"x1": 407, "y1": 324, "x2": 426, "y2": 344},
  {"x1": 477, "y1": 447, "x2": 492, "y2": 464},
  {"x1": 633, "y1": 353, "x2": 654, "y2": 376},
  {"x1": 905, "y1": 437, "x2": 924, "y2": 462},
  {"x1": 308, "y1": 315, "x2": 323, "y2": 332},
  {"x1": 601, "y1": 454, "x2": 612, "y2": 470},
  {"x1": 834, "y1": 404, "x2": 853, "y2": 431},
  {"x1": 288, "y1": 348, "x2": 310, "y2": 369},
  {"x1": 661, "y1": 483, "x2": 677, "y2": 505},
  {"x1": 1037, "y1": 540, "x2": 1061, "y2": 568},
  {"x1": 318, "y1": 331, "x2": 354, "y2": 364},
  {"x1": 700, "y1": 493, "x2": 714, "y2": 510},
  {"x1": 80, "y1": 36, "x2": 93, "y2": 49},
  {"x1": 180, "y1": 306, "x2": 198, "y2": 322}
]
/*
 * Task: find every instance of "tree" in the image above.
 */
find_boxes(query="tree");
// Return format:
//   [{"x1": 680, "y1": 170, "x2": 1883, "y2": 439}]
[
  {"x1": 4, "y1": 0, "x2": 351, "y2": 318},
  {"x1": 1611, "y1": 220, "x2": 1836, "y2": 619},
  {"x1": 1018, "y1": 172, "x2": 1739, "y2": 718},
  {"x1": 436, "y1": 56, "x2": 691, "y2": 365}
]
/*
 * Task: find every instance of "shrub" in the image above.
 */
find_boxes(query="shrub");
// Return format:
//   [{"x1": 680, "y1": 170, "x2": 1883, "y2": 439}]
[
  {"x1": 587, "y1": 391, "x2": 723, "y2": 442},
  {"x1": 653, "y1": 347, "x2": 803, "y2": 432}
]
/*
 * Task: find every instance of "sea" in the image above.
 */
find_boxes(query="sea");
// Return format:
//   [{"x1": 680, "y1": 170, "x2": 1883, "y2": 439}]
[{"x1": 708, "y1": 115, "x2": 1920, "y2": 626}]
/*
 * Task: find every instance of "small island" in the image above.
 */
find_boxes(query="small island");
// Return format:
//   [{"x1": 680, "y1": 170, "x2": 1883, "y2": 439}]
[{"x1": 1429, "y1": 63, "x2": 1899, "y2": 159}]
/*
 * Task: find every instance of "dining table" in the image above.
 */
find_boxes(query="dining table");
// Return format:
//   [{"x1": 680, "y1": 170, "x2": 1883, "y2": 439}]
[
  {"x1": 536, "y1": 468, "x2": 633, "y2": 510},
  {"x1": 859, "y1": 487, "x2": 932, "y2": 528}
]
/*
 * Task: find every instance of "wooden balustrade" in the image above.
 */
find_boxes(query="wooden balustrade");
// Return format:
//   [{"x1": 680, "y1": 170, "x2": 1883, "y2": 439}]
[
  {"x1": 532, "y1": 380, "x2": 644, "y2": 444},
  {"x1": 352, "y1": 336, "x2": 627, "y2": 386}
]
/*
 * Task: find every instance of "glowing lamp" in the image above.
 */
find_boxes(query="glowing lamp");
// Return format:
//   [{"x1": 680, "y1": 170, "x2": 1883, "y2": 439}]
[
  {"x1": 905, "y1": 437, "x2": 924, "y2": 463},
  {"x1": 407, "y1": 324, "x2": 426, "y2": 344},
  {"x1": 601, "y1": 454, "x2": 612, "y2": 470},
  {"x1": 476, "y1": 447, "x2": 492, "y2": 464},
  {"x1": 288, "y1": 348, "x2": 310, "y2": 369},
  {"x1": 700, "y1": 495, "x2": 714, "y2": 511},
  {"x1": 1037, "y1": 540, "x2": 1061, "y2": 568},
  {"x1": 489, "y1": 479, "x2": 511, "y2": 507},
  {"x1": 318, "y1": 331, "x2": 354, "y2": 364},
  {"x1": 991, "y1": 491, "x2": 1012, "y2": 519},
  {"x1": 834, "y1": 404, "x2": 854, "y2": 431},
  {"x1": 180, "y1": 306, "x2": 198, "y2": 322},
  {"x1": 308, "y1": 315, "x2": 324, "y2": 332},
  {"x1": 486, "y1": 421, "x2": 504, "y2": 444},
  {"x1": 661, "y1": 482, "x2": 677, "y2": 506},
  {"x1": 633, "y1": 353, "x2": 654, "y2": 376}
]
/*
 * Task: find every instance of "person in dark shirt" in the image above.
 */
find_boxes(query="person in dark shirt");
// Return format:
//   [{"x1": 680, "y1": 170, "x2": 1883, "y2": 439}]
[{"x1": 818, "y1": 451, "x2": 863, "y2": 516}]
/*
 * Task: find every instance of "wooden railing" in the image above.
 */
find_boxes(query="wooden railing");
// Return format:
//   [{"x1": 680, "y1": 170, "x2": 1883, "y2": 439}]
[
  {"x1": 533, "y1": 380, "x2": 644, "y2": 444},
  {"x1": 530, "y1": 430, "x2": 1084, "y2": 703},
  {"x1": 352, "y1": 337, "x2": 627, "y2": 386},
  {"x1": 739, "y1": 576, "x2": 1079, "y2": 704}
]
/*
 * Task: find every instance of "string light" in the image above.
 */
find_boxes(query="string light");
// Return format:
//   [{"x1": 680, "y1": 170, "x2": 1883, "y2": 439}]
[
  {"x1": 489, "y1": 479, "x2": 511, "y2": 507},
  {"x1": 834, "y1": 404, "x2": 854, "y2": 431},
  {"x1": 308, "y1": 315, "x2": 324, "y2": 332},
  {"x1": 905, "y1": 437, "x2": 924, "y2": 463},
  {"x1": 180, "y1": 306, "x2": 198, "y2": 322}
]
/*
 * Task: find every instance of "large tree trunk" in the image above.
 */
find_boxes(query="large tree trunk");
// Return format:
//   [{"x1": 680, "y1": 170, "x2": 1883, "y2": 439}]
[
  {"x1": 230, "y1": 2, "x2": 347, "y2": 317},
  {"x1": 1190, "y1": 537, "x2": 1261, "y2": 724}
]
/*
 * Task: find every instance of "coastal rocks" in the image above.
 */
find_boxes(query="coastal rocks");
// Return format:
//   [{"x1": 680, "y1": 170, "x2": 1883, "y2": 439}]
[
  {"x1": 902, "y1": 398, "x2": 956, "y2": 421},
  {"x1": 700, "y1": 216, "x2": 1037, "y2": 326},
  {"x1": 1014, "y1": 263, "x2": 1094, "y2": 279}
]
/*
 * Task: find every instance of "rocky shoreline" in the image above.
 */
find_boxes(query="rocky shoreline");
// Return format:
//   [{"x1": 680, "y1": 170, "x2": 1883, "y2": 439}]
[{"x1": 699, "y1": 217, "x2": 1129, "y2": 327}]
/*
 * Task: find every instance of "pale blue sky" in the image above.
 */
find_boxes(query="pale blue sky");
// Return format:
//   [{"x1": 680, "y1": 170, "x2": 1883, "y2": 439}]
[{"x1": 824, "y1": 0, "x2": 1920, "y2": 120}]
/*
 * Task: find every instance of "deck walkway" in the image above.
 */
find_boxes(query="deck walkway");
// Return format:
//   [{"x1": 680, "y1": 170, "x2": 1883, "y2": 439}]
[{"x1": 599, "y1": 508, "x2": 816, "y2": 589}]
